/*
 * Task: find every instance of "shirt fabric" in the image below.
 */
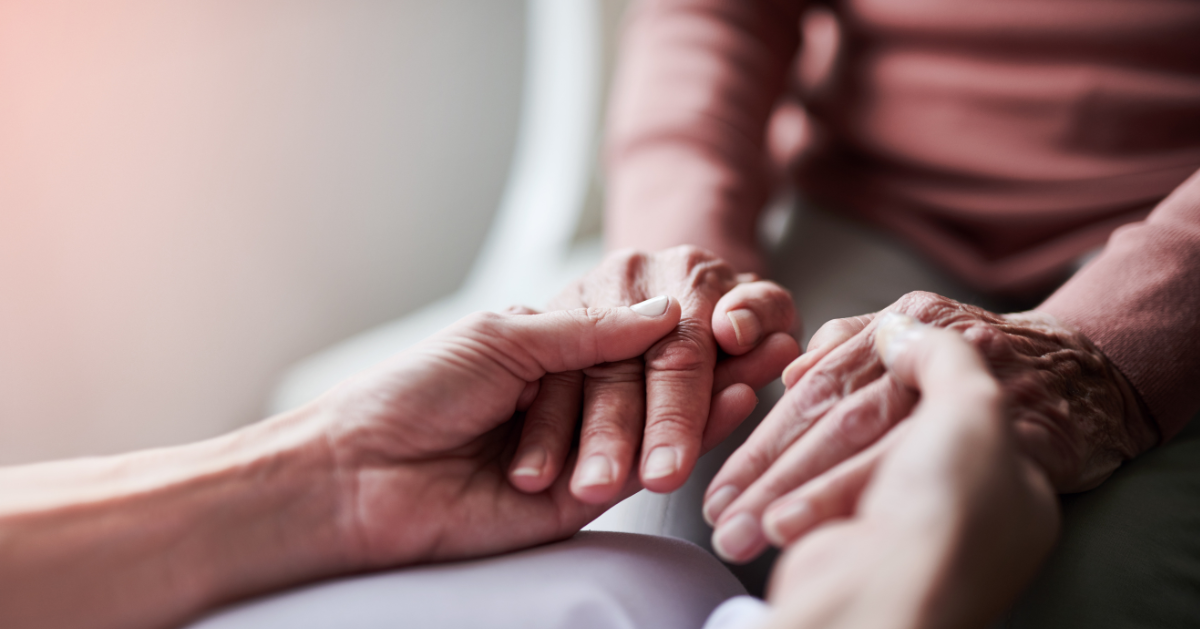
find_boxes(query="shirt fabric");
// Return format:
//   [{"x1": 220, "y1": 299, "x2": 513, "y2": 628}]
[{"x1": 608, "y1": 0, "x2": 1200, "y2": 439}]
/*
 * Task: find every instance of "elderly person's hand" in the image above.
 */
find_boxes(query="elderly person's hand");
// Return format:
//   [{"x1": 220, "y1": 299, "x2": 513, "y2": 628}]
[
  {"x1": 764, "y1": 314, "x2": 1059, "y2": 627},
  {"x1": 0, "y1": 298, "x2": 690, "y2": 626},
  {"x1": 704, "y1": 290, "x2": 1158, "y2": 563},
  {"x1": 505, "y1": 245, "x2": 800, "y2": 503}
]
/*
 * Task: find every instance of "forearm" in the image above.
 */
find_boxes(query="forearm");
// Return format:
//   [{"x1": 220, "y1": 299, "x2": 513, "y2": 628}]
[
  {"x1": 604, "y1": 0, "x2": 804, "y2": 274},
  {"x1": 1039, "y1": 167, "x2": 1200, "y2": 441},
  {"x1": 607, "y1": 148, "x2": 767, "y2": 272},
  {"x1": 0, "y1": 407, "x2": 350, "y2": 627}
]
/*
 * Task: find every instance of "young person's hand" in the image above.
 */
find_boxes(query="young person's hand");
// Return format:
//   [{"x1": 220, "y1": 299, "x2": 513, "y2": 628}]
[
  {"x1": 0, "y1": 298, "x2": 693, "y2": 626},
  {"x1": 765, "y1": 315, "x2": 1060, "y2": 627},
  {"x1": 316, "y1": 297, "x2": 694, "y2": 566}
]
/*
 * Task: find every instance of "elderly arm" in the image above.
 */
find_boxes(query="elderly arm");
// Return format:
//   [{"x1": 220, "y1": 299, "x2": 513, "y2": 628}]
[
  {"x1": 1039, "y1": 167, "x2": 1200, "y2": 441},
  {"x1": 765, "y1": 315, "x2": 1059, "y2": 627},
  {"x1": 606, "y1": 0, "x2": 805, "y2": 275},
  {"x1": 701, "y1": 168, "x2": 1200, "y2": 562},
  {"x1": 505, "y1": 0, "x2": 809, "y2": 503}
]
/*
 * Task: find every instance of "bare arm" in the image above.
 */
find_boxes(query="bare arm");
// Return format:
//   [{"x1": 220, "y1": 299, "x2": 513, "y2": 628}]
[
  {"x1": 0, "y1": 300, "x2": 685, "y2": 626},
  {"x1": 0, "y1": 412, "x2": 345, "y2": 626}
]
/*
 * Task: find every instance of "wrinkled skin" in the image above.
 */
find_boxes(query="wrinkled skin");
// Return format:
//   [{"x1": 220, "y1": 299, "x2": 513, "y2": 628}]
[
  {"x1": 765, "y1": 321, "x2": 1060, "y2": 627},
  {"x1": 505, "y1": 245, "x2": 800, "y2": 504},
  {"x1": 706, "y1": 290, "x2": 1159, "y2": 563}
]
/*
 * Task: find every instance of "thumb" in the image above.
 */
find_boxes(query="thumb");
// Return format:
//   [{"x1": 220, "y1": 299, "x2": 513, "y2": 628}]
[
  {"x1": 872, "y1": 312, "x2": 999, "y2": 420},
  {"x1": 490, "y1": 294, "x2": 682, "y2": 376}
]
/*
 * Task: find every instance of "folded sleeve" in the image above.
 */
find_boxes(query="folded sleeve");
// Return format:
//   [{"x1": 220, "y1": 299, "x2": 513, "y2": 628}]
[{"x1": 1040, "y1": 168, "x2": 1200, "y2": 441}]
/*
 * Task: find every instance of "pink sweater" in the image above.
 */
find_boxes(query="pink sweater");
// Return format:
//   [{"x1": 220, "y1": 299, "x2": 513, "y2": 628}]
[{"x1": 605, "y1": 0, "x2": 1200, "y2": 439}]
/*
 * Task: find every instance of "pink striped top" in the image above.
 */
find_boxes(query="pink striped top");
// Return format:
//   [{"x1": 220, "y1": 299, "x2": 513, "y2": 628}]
[{"x1": 605, "y1": 0, "x2": 1200, "y2": 438}]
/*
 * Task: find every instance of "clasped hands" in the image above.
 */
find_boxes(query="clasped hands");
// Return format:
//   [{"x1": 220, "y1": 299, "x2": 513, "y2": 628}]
[
  {"x1": 314, "y1": 245, "x2": 1155, "y2": 620},
  {"x1": 312, "y1": 244, "x2": 799, "y2": 568},
  {"x1": 2, "y1": 246, "x2": 1153, "y2": 628}
]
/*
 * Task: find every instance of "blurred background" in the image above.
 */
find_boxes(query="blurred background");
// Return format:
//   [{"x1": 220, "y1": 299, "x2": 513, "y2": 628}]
[{"x1": 0, "y1": 0, "x2": 626, "y2": 464}]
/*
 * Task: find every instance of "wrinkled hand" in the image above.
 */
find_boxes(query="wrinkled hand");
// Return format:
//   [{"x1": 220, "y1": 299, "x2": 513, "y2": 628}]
[
  {"x1": 765, "y1": 316, "x2": 1059, "y2": 627},
  {"x1": 706, "y1": 290, "x2": 1158, "y2": 563},
  {"x1": 507, "y1": 245, "x2": 800, "y2": 504},
  {"x1": 312, "y1": 300, "x2": 686, "y2": 567}
]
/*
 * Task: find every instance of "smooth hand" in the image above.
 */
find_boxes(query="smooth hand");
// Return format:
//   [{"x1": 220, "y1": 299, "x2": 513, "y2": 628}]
[
  {"x1": 312, "y1": 297, "x2": 688, "y2": 568},
  {"x1": 505, "y1": 245, "x2": 799, "y2": 504},
  {"x1": 765, "y1": 315, "x2": 1059, "y2": 627},
  {"x1": 705, "y1": 291, "x2": 1158, "y2": 563}
]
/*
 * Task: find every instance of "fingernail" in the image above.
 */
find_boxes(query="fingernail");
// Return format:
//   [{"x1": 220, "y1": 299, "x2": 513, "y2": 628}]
[
  {"x1": 713, "y1": 512, "x2": 762, "y2": 562},
  {"x1": 727, "y1": 309, "x2": 762, "y2": 348},
  {"x1": 703, "y1": 485, "x2": 740, "y2": 526},
  {"x1": 630, "y1": 295, "x2": 670, "y2": 317},
  {"x1": 643, "y1": 446, "x2": 680, "y2": 481},
  {"x1": 763, "y1": 499, "x2": 814, "y2": 546},
  {"x1": 510, "y1": 446, "x2": 548, "y2": 479},
  {"x1": 874, "y1": 311, "x2": 926, "y2": 369},
  {"x1": 781, "y1": 356, "x2": 805, "y2": 388},
  {"x1": 576, "y1": 454, "x2": 614, "y2": 488}
]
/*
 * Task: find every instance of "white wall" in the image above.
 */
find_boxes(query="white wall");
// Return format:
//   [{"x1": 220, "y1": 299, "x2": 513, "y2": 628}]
[{"x1": 0, "y1": 0, "x2": 525, "y2": 463}]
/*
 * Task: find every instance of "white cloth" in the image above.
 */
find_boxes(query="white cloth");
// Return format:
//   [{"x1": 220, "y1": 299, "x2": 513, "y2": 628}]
[
  {"x1": 703, "y1": 595, "x2": 771, "y2": 629},
  {"x1": 190, "y1": 531, "x2": 746, "y2": 628}
]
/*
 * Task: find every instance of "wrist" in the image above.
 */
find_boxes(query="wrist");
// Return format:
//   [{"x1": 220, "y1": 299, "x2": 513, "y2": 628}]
[
  {"x1": 1004, "y1": 310, "x2": 1159, "y2": 485},
  {"x1": 606, "y1": 149, "x2": 767, "y2": 275},
  {"x1": 185, "y1": 405, "x2": 359, "y2": 606},
  {"x1": 605, "y1": 212, "x2": 766, "y2": 276},
  {"x1": 122, "y1": 406, "x2": 354, "y2": 623}
]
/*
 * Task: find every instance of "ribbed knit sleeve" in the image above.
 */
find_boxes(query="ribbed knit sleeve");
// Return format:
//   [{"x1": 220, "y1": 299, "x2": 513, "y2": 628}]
[
  {"x1": 1040, "y1": 168, "x2": 1200, "y2": 441},
  {"x1": 604, "y1": 0, "x2": 804, "y2": 268}
]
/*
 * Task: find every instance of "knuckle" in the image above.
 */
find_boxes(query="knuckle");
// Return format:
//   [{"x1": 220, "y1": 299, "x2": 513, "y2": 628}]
[
  {"x1": 787, "y1": 369, "x2": 841, "y2": 417},
  {"x1": 961, "y1": 323, "x2": 1014, "y2": 359},
  {"x1": 818, "y1": 317, "x2": 857, "y2": 339},
  {"x1": 831, "y1": 404, "x2": 885, "y2": 449},
  {"x1": 580, "y1": 420, "x2": 637, "y2": 444},
  {"x1": 666, "y1": 243, "x2": 715, "y2": 264},
  {"x1": 894, "y1": 290, "x2": 952, "y2": 321},
  {"x1": 460, "y1": 310, "x2": 504, "y2": 335},
  {"x1": 605, "y1": 247, "x2": 647, "y2": 269},
  {"x1": 689, "y1": 261, "x2": 736, "y2": 294},
  {"x1": 661, "y1": 245, "x2": 735, "y2": 293},
  {"x1": 893, "y1": 291, "x2": 1008, "y2": 341},
  {"x1": 584, "y1": 249, "x2": 649, "y2": 306},
  {"x1": 647, "y1": 410, "x2": 702, "y2": 439},
  {"x1": 740, "y1": 446, "x2": 777, "y2": 481},
  {"x1": 602, "y1": 248, "x2": 648, "y2": 282},
  {"x1": 764, "y1": 282, "x2": 796, "y2": 309},
  {"x1": 645, "y1": 325, "x2": 713, "y2": 373},
  {"x1": 825, "y1": 417, "x2": 864, "y2": 454},
  {"x1": 736, "y1": 281, "x2": 795, "y2": 321}
]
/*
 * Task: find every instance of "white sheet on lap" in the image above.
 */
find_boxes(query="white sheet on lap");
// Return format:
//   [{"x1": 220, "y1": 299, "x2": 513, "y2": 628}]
[{"x1": 189, "y1": 531, "x2": 746, "y2": 629}]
